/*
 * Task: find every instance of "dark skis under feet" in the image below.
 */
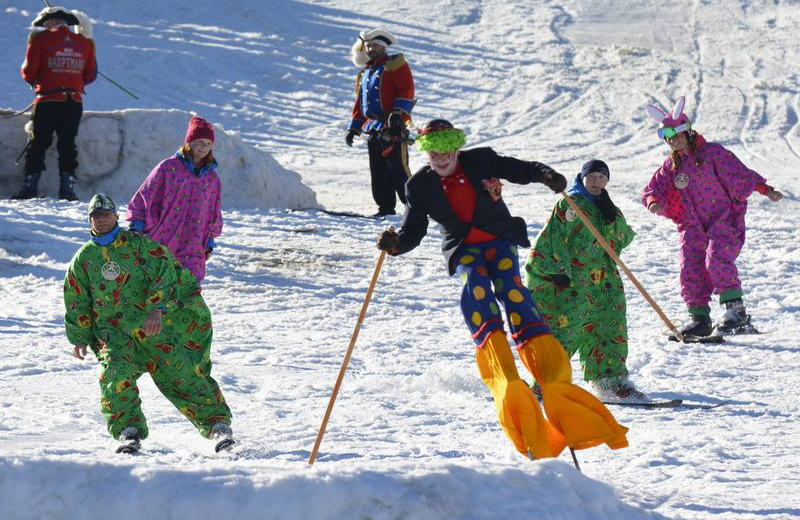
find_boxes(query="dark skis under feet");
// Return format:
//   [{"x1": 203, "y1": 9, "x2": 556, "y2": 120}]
[
  {"x1": 603, "y1": 399, "x2": 729, "y2": 410},
  {"x1": 669, "y1": 333, "x2": 725, "y2": 343},
  {"x1": 291, "y1": 208, "x2": 383, "y2": 220}
]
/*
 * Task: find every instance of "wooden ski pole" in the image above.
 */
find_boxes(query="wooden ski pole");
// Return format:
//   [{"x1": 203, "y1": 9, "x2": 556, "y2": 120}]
[
  {"x1": 560, "y1": 192, "x2": 683, "y2": 342},
  {"x1": 308, "y1": 249, "x2": 388, "y2": 465}
]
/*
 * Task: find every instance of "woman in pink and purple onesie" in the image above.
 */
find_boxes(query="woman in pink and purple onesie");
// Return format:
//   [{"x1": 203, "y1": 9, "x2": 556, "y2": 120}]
[
  {"x1": 642, "y1": 96, "x2": 783, "y2": 338},
  {"x1": 126, "y1": 116, "x2": 222, "y2": 283}
]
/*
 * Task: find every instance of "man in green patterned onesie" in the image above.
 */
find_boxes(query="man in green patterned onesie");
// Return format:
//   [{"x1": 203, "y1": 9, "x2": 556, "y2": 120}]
[
  {"x1": 524, "y1": 160, "x2": 641, "y2": 400},
  {"x1": 64, "y1": 193, "x2": 234, "y2": 453}
]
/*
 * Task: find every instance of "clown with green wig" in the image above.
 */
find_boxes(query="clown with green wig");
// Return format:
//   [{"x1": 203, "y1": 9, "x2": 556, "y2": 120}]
[{"x1": 377, "y1": 120, "x2": 631, "y2": 459}]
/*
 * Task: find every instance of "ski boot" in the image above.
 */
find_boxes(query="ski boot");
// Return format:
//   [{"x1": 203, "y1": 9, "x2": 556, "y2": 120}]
[
  {"x1": 116, "y1": 427, "x2": 141, "y2": 454},
  {"x1": 715, "y1": 298, "x2": 759, "y2": 335},
  {"x1": 669, "y1": 313, "x2": 723, "y2": 343},
  {"x1": 592, "y1": 377, "x2": 646, "y2": 402},
  {"x1": 11, "y1": 172, "x2": 40, "y2": 200},
  {"x1": 210, "y1": 422, "x2": 236, "y2": 453},
  {"x1": 371, "y1": 209, "x2": 396, "y2": 219},
  {"x1": 59, "y1": 173, "x2": 79, "y2": 201}
]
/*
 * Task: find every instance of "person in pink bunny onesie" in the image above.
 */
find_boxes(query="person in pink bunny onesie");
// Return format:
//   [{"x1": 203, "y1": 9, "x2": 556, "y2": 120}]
[
  {"x1": 126, "y1": 116, "x2": 222, "y2": 283},
  {"x1": 642, "y1": 96, "x2": 783, "y2": 338}
]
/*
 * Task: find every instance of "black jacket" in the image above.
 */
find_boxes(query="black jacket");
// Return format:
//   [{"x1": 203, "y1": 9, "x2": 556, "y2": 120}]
[{"x1": 396, "y1": 147, "x2": 554, "y2": 274}]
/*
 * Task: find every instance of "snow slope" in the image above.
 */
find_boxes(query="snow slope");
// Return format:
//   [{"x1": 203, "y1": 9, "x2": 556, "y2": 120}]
[{"x1": 1, "y1": 1, "x2": 800, "y2": 519}]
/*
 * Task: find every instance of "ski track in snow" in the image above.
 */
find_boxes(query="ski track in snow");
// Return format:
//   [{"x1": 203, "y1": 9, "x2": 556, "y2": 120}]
[{"x1": 2, "y1": 1, "x2": 800, "y2": 519}]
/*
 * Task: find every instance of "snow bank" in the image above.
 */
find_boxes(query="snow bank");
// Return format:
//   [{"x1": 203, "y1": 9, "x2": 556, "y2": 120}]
[
  {"x1": 0, "y1": 458, "x2": 663, "y2": 520},
  {"x1": 0, "y1": 108, "x2": 319, "y2": 210}
]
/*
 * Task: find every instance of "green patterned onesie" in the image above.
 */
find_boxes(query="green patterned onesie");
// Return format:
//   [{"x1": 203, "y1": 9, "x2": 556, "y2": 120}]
[
  {"x1": 64, "y1": 229, "x2": 231, "y2": 440},
  {"x1": 524, "y1": 195, "x2": 635, "y2": 382}
]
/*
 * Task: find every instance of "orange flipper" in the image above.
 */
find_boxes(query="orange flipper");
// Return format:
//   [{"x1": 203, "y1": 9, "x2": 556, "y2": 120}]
[
  {"x1": 518, "y1": 334, "x2": 629, "y2": 450},
  {"x1": 476, "y1": 330, "x2": 566, "y2": 458}
]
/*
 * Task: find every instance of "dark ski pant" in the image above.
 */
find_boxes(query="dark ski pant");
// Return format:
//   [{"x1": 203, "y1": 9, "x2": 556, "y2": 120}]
[
  {"x1": 95, "y1": 326, "x2": 231, "y2": 441},
  {"x1": 25, "y1": 97, "x2": 83, "y2": 176},
  {"x1": 367, "y1": 137, "x2": 411, "y2": 214},
  {"x1": 454, "y1": 240, "x2": 551, "y2": 347}
]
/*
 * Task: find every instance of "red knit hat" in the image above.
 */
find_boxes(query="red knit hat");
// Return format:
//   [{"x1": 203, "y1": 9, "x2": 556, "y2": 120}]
[{"x1": 184, "y1": 116, "x2": 215, "y2": 143}]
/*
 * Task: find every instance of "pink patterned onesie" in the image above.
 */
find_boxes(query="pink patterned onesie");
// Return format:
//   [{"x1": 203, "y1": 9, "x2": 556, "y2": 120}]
[
  {"x1": 642, "y1": 134, "x2": 770, "y2": 308},
  {"x1": 126, "y1": 153, "x2": 222, "y2": 283}
]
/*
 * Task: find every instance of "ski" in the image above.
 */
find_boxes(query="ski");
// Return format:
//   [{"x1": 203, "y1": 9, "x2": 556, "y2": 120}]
[
  {"x1": 602, "y1": 398, "x2": 684, "y2": 409},
  {"x1": 603, "y1": 399, "x2": 729, "y2": 410},
  {"x1": 675, "y1": 401, "x2": 729, "y2": 410},
  {"x1": 714, "y1": 321, "x2": 760, "y2": 336},
  {"x1": 669, "y1": 334, "x2": 725, "y2": 344},
  {"x1": 291, "y1": 208, "x2": 383, "y2": 220}
]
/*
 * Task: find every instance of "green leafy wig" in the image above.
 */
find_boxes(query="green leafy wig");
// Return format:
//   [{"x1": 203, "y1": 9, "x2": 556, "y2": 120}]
[{"x1": 415, "y1": 128, "x2": 466, "y2": 153}]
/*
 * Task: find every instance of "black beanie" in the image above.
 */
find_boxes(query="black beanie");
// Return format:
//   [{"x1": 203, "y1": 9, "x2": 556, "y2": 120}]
[{"x1": 580, "y1": 159, "x2": 610, "y2": 180}]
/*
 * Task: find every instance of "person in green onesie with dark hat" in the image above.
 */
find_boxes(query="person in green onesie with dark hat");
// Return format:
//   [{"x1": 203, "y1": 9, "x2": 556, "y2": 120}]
[
  {"x1": 524, "y1": 160, "x2": 642, "y2": 400},
  {"x1": 64, "y1": 193, "x2": 234, "y2": 453}
]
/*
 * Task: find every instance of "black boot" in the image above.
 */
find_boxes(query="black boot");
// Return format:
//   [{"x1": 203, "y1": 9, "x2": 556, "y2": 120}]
[
  {"x1": 11, "y1": 172, "x2": 41, "y2": 200},
  {"x1": 59, "y1": 173, "x2": 78, "y2": 201},
  {"x1": 716, "y1": 298, "x2": 758, "y2": 335},
  {"x1": 681, "y1": 313, "x2": 713, "y2": 337},
  {"x1": 115, "y1": 427, "x2": 141, "y2": 454}
]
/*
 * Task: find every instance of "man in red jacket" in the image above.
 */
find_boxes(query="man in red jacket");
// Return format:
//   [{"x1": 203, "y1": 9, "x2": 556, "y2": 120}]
[
  {"x1": 13, "y1": 6, "x2": 97, "y2": 201},
  {"x1": 346, "y1": 29, "x2": 415, "y2": 218}
]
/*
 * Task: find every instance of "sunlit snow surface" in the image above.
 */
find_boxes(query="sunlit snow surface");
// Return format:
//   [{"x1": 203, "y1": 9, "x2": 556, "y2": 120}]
[{"x1": 1, "y1": 1, "x2": 799, "y2": 519}]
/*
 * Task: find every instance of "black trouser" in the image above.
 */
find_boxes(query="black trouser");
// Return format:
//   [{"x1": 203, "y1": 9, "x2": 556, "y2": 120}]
[
  {"x1": 25, "y1": 97, "x2": 84, "y2": 176},
  {"x1": 367, "y1": 136, "x2": 411, "y2": 213}
]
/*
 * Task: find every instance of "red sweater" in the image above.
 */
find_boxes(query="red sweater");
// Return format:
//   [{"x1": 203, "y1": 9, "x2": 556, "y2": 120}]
[
  {"x1": 21, "y1": 26, "x2": 97, "y2": 103},
  {"x1": 440, "y1": 163, "x2": 497, "y2": 244}
]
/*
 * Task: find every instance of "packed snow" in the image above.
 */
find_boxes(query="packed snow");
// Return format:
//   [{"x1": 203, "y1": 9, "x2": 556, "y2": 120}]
[{"x1": 1, "y1": 1, "x2": 799, "y2": 519}]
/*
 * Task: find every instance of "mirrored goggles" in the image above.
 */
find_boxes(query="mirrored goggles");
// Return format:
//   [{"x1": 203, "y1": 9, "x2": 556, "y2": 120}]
[{"x1": 658, "y1": 123, "x2": 690, "y2": 140}]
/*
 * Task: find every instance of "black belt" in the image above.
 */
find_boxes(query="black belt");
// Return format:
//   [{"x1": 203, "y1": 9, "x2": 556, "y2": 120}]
[{"x1": 36, "y1": 87, "x2": 79, "y2": 97}]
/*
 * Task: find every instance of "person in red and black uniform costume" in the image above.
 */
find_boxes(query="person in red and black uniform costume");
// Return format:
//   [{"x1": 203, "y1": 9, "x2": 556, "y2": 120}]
[
  {"x1": 345, "y1": 29, "x2": 415, "y2": 218},
  {"x1": 13, "y1": 6, "x2": 97, "y2": 201}
]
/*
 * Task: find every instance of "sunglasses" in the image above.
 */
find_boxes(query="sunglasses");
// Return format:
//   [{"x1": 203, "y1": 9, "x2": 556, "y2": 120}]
[{"x1": 657, "y1": 123, "x2": 690, "y2": 140}]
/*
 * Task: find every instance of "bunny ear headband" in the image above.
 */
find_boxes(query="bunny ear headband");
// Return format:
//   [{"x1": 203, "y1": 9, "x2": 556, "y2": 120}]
[{"x1": 645, "y1": 96, "x2": 691, "y2": 139}]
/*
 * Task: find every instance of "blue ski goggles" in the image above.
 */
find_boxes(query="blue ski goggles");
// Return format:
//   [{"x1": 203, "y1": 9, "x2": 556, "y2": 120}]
[{"x1": 658, "y1": 123, "x2": 690, "y2": 140}]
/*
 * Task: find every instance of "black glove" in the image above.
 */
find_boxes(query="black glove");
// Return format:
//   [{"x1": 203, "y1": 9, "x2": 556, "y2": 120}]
[
  {"x1": 541, "y1": 168, "x2": 567, "y2": 193},
  {"x1": 387, "y1": 111, "x2": 405, "y2": 137},
  {"x1": 549, "y1": 274, "x2": 570, "y2": 290},
  {"x1": 345, "y1": 129, "x2": 360, "y2": 147},
  {"x1": 595, "y1": 189, "x2": 618, "y2": 223},
  {"x1": 377, "y1": 228, "x2": 400, "y2": 254}
]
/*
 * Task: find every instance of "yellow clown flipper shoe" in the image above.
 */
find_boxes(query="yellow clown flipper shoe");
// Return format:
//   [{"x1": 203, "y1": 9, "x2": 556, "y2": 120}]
[
  {"x1": 476, "y1": 330, "x2": 566, "y2": 458},
  {"x1": 517, "y1": 334, "x2": 629, "y2": 450}
]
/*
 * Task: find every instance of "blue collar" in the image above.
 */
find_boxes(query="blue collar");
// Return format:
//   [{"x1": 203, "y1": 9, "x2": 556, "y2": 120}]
[
  {"x1": 567, "y1": 173, "x2": 598, "y2": 204},
  {"x1": 91, "y1": 224, "x2": 121, "y2": 246},
  {"x1": 176, "y1": 150, "x2": 217, "y2": 178}
]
